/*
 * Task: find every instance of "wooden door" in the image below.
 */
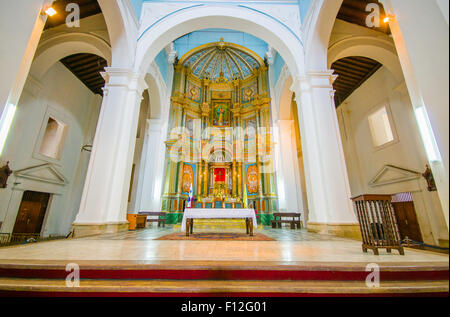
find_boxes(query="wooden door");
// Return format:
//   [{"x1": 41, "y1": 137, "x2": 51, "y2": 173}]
[
  {"x1": 13, "y1": 201, "x2": 43, "y2": 234},
  {"x1": 392, "y1": 202, "x2": 423, "y2": 243},
  {"x1": 13, "y1": 191, "x2": 50, "y2": 234}
]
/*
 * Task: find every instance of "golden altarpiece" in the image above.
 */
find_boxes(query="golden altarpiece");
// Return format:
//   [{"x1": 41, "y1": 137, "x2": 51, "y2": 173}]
[{"x1": 161, "y1": 40, "x2": 278, "y2": 225}]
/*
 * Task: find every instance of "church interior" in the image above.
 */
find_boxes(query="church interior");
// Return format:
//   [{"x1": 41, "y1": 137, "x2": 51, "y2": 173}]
[{"x1": 0, "y1": 0, "x2": 448, "y2": 297}]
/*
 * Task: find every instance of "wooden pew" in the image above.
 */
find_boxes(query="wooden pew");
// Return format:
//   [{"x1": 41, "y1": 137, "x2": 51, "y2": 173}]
[
  {"x1": 127, "y1": 214, "x2": 148, "y2": 230},
  {"x1": 139, "y1": 212, "x2": 166, "y2": 228},
  {"x1": 272, "y1": 213, "x2": 302, "y2": 229}
]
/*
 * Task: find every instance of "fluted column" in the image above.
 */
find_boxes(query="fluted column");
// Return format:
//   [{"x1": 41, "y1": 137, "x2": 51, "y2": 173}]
[{"x1": 72, "y1": 68, "x2": 147, "y2": 237}]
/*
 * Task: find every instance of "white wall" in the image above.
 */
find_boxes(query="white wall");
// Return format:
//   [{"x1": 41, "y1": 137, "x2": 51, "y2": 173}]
[
  {"x1": 337, "y1": 66, "x2": 448, "y2": 246},
  {"x1": 0, "y1": 62, "x2": 101, "y2": 237}
]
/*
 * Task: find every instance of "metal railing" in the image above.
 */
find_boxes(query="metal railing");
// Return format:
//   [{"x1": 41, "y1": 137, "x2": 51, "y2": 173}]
[{"x1": 0, "y1": 233, "x2": 65, "y2": 247}]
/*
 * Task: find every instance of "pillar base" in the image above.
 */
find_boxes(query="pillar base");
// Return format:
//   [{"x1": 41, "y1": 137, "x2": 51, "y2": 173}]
[
  {"x1": 71, "y1": 222, "x2": 129, "y2": 238},
  {"x1": 307, "y1": 222, "x2": 361, "y2": 240}
]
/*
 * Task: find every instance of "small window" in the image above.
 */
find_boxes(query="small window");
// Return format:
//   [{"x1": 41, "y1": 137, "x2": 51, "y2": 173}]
[
  {"x1": 368, "y1": 106, "x2": 394, "y2": 148},
  {"x1": 39, "y1": 117, "x2": 67, "y2": 160}
]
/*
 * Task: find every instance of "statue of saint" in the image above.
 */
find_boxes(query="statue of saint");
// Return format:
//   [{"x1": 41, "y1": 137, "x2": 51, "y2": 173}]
[
  {"x1": 0, "y1": 162, "x2": 12, "y2": 189},
  {"x1": 422, "y1": 165, "x2": 437, "y2": 192}
]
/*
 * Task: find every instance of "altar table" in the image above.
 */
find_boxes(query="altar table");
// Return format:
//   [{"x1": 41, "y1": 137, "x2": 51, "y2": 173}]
[{"x1": 181, "y1": 208, "x2": 258, "y2": 236}]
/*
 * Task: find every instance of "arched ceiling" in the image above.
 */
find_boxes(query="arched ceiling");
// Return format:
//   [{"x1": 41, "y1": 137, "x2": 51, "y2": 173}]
[
  {"x1": 332, "y1": 56, "x2": 382, "y2": 107},
  {"x1": 180, "y1": 40, "x2": 264, "y2": 81},
  {"x1": 60, "y1": 53, "x2": 107, "y2": 95}
]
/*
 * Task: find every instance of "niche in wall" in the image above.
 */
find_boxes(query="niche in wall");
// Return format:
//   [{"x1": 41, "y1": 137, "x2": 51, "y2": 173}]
[
  {"x1": 33, "y1": 107, "x2": 69, "y2": 164},
  {"x1": 39, "y1": 117, "x2": 67, "y2": 160},
  {"x1": 367, "y1": 104, "x2": 397, "y2": 149}
]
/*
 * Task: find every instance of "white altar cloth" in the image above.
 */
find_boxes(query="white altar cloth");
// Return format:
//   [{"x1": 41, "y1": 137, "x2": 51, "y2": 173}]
[{"x1": 181, "y1": 208, "x2": 258, "y2": 231}]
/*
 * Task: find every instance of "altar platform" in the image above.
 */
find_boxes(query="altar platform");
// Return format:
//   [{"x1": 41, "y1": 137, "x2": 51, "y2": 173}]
[{"x1": 0, "y1": 227, "x2": 448, "y2": 296}]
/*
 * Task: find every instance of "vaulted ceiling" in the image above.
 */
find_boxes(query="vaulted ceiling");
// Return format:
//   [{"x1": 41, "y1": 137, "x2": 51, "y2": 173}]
[
  {"x1": 43, "y1": 0, "x2": 105, "y2": 96},
  {"x1": 332, "y1": 0, "x2": 390, "y2": 107},
  {"x1": 182, "y1": 40, "x2": 264, "y2": 81},
  {"x1": 332, "y1": 56, "x2": 382, "y2": 106},
  {"x1": 60, "y1": 53, "x2": 107, "y2": 96}
]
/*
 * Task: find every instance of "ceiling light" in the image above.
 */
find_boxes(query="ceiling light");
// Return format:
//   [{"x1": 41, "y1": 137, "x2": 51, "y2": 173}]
[
  {"x1": 383, "y1": 15, "x2": 394, "y2": 23},
  {"x1": 44, "y1": 6, "x2": 57, "y2": 17}
]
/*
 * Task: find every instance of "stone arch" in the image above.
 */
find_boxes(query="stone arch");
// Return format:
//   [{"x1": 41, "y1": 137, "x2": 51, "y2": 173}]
[
  {"x1": 135, "y1": 5, "x2": 305, "y2": 78},
  {"x1": 145, "y1": 63, "x2": 167, "y2": 120},
  {"x1": 328, "y1": 36, "x2": 404, "y2": 81},
  {"x1": 30, "y1": 33, "x2": 111, "y2": 80},
  {"x1": 303, "y1": 0, "x2": 344, "y2": 71},
  {"x1": 209, "y1": 148, "x2": 233, "y2": 163},
  {"x1": 97, "y1": 0, "x2": 137, "y2": 68},
  {"x1": 279, "y1": 74, "x2": 294, "y2": 120}
]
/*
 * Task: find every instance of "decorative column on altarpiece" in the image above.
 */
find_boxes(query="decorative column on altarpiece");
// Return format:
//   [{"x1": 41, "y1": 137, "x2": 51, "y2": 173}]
[
  {"x1": 253, "y1": 101, "x2": 264, "y2": 211},
  {"x1": 201, "y1": 95, "x2": 210, "y2": 198},
  {"x1": 161, "y1": 64, "x2": 187, "y2": 216},
  {"x1": 232, "y1": 102, "x2": 241, "y2": 199}
]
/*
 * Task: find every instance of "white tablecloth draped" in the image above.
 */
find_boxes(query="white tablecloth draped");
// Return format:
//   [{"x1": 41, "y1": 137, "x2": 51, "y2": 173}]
[{"x1": 181, "y1": 208, "x2": 258, "y2": 231}]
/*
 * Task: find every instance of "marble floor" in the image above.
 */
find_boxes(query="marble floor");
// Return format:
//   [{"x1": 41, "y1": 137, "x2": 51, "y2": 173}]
[{"x1": 0, "y1": 225, "x2": 448, "y2": 265}]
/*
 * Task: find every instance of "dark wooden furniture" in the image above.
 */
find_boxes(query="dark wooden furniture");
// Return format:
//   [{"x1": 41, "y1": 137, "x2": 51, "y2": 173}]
[
  {"x1": 139, "y1": 212, "x2": 166, "y2": 228},
  {"x1": 351, "y1": 195, "x2": 404, "y2": 255},
  {"x1": 271, "y1": 213, "x2": 302, "y2": 229},
  {"x1": 392, "y1": 201, "x2": 423, "y2": 243}
]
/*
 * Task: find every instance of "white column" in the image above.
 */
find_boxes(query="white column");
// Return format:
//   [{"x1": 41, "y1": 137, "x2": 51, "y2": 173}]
[
  {"x1": 277, "y1": 120, "x2": 300, "y2": 211},
  {"x1": 381, "y1": 0, "x2": 449, "y2": 228},
  {"x1": 0, "y1": 0, "x2": 49, "y2": 151},
  {"x1": 291, "y1": 71, "x2": 358, "y2": 234},
  {"x1": 72, "y1": 68, "x2": 147, "y2": 236},
  {"x1": 136, "y1": 118, "x2": 165, "y2": 212}
]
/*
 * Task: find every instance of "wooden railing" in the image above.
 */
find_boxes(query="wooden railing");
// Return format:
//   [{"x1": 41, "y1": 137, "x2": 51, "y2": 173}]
[{"x1": 351, "y1": 194, "x2": 404, "y2": 255}]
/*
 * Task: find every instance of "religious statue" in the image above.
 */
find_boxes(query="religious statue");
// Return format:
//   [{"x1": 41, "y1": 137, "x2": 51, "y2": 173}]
[
  {"x1": 181, "y1": 165, "x2": 194, "y2": 193},
  {"x1": 422, "y1": 164, "x2": 437, "y2": 192},
  {"x1": 0, "y1": 162, "x2": 12, "y2": 189},
  {"x1": 213, "y1": 182, "x2": 226, "y2": 201},
  {"x1": 246, "y1": 165, "x2": 259, "y2": 195},
  {"x1": 213, "y1": 103, "x2": 229, "y2": 126}
]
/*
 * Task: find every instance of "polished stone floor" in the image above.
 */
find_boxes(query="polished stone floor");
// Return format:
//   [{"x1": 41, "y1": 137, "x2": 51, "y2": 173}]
[
  {"x1": 0, "y1": 225, "x2": 448, "y2": 264},
  {"x1": 86, "y1": 225, "x2": 347, "y2": 241}
]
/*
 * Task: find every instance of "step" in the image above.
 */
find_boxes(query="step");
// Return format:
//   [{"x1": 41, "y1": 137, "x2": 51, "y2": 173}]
[
  {"x1": 0, "y1": 261, "x2": 448, "y2": 281},
  {"x1": 0, "y1": 278, "x2": 447, "y2": 297}
]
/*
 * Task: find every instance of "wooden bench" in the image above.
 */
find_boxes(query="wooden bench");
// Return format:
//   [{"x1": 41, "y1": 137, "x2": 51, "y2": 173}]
[
  {"x1": 138, "y1": 212, "x2": 166, "y2": 228},
  {"x1": 272, "y1": 213, "x2": 302, "y2": 229},
  {"x1": 127, "y1": 214, "x2": 148, "y2": 230}
]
